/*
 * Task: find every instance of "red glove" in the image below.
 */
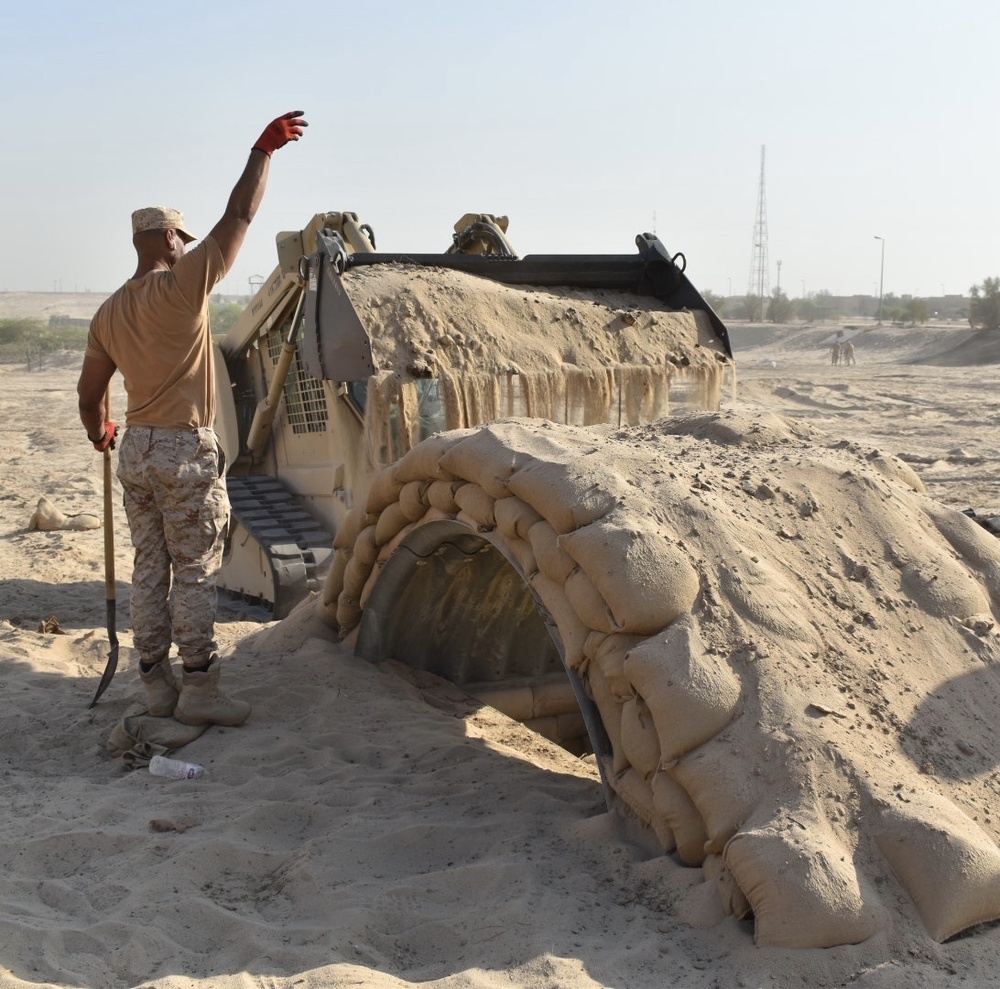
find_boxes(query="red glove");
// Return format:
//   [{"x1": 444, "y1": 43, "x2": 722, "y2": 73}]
[
  {"x1": 89, "y1": 421, "x2": 118, "y2": 452},
  {"x1": 253, "y1": 111, "x2": 308, "y2": 156}
]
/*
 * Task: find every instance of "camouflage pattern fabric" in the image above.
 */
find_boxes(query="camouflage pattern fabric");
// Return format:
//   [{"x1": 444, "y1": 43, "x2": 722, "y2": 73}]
[{"x1": 117, "y1": 426, "x2": 229, "y2": 667}]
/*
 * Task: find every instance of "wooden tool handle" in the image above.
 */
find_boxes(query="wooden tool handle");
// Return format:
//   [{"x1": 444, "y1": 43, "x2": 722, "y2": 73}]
[{"x1": 103, "y1": 387, "x2": 115, "y2": 600}]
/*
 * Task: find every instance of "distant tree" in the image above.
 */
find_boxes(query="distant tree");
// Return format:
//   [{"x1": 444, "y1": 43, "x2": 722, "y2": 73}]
[
  {"x1": 209, "y1": 302, "x2": 245, "y2": 337},
  {"x1": 969, "y1": 278, "x2": 1000, "y2": 330},
  {"x1": 0, "y1": 317, "x2": 41, "y2": 345},
  {"x1": 701, "y1": 290, "x2": 726, "y2": 315},
  {"x1": 741, "y1": 293, "x2": 764, "y2": 320},
  {"x1": 796, "y1": 296, "x2": 819, "y2": 322},
  {"x1": 766, "y1": 288, "x2": 794, "y2": 323},
  {"x1": 22, "y1": 326, "x2": 56, "y2": 371},
  {"x1": 903, "y1": 298, "x2": 930, "y2": 325}
]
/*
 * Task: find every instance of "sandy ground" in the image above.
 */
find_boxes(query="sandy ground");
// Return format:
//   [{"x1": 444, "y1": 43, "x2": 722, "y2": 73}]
[
  {"x1": 732, "y1": 321, "x2": 1000, "y2": 518},
  {"x1": 1, "y1": 317, "x2": 1000, "y2": 989}
]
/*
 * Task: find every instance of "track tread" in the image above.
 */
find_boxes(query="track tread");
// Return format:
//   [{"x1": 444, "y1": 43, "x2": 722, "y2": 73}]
[{"x1": 225, "y1": 474, "x2": 334, "y2": 616}]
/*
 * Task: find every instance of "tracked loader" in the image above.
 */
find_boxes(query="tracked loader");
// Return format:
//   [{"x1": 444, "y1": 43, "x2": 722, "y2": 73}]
[{"x1": 215, "y1": 211, "x2": 732, "y2": 619}]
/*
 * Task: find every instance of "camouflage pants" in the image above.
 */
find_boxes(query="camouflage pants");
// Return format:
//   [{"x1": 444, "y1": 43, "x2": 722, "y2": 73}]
[{"x1": 117, "y1": 426, "x2": 230, "y2": 667}]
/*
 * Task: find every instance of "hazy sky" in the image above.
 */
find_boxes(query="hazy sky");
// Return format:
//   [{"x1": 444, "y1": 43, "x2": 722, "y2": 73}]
[{"x1": 2, "y1": 0, "x2": 997, "y2": 300}]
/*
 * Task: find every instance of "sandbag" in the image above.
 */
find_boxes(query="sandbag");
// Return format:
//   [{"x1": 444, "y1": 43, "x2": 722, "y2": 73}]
[
  {"x1": 586, "y1": 631, "x2": 647, "y2": 700},
  {"x1": 529, "y1": 572, "x2": 589, "y2": 669},
  {"x1": 364, "y1": 464, "x2": 403, "y2": 514},
  {"x1": 107, "y1": 702, "x2": 209, "y2": 767},
  {"x1": 336, "y1": 593, "x2": 363, "y2": 631},
  {"x1": 398, "y1": 480, "x2": 430, "y2": 522},
  {"x1": 668, "y1": 741, "x2": 763, "y2": 856},
  {"x1": 342, "y1": 554, "x2": 373, "y2": 601},
  {"x1": 29, "y1": 495, "x2": 100, "y2": 531},
  {"x1": 418, "y1": 506, "x2": 454, "y2": 525},
  {"x1": 925, "y1": 501, "x2": 1000, "y2": 607},
  {"x1": 867, "y1": 452, "x2": 925, "y2": 492},
  {"x1": 376, "y1": 521, "x2": 417, "y2": 563},
  {"x1": 494, "y1": 496, "x2": 543, "y2": 542},
  {"x1": 898, "y1": 552, "x2": 991, "y2": 620},
  {"x1": 334, "y1": 507, "x2": 377, "y2": 551},
  {"x1": 528, "y1": 519, "x2": 577, "y2": 584},
  {"x1": 614, "y1": 768, "x2": 676, "y2": 856},
  {"x1": 471, "y1": 685, "x2": 534, "y2": 722},
  {"x1": 394, "y1": 431, "x2": 470, "y2": 483},
  {"x1": 564, "y1": 568, "x2": 617, "y2": 634},
  {"x1": 507, "y1": 458, "x2": 623, "y2": 534},
  {"x1": 374, "y1": 502, "x2": 411, "y2": 546},
  {"x1": 321, "y1": 549, "x2": 349, "y2": 609},
  {"x1": 874, "y1": 790, "x2": 1000, "y2": 941},
  {"x1": 702, "y1": 853, "x2": 751, "y2": 919},
  {"x1": 439, "y1": 427, "x2": 534, "y2": 499},
  {"x1": 652, "y1": 770, "x2": 708, "y2": 866},
  {"x1": 353, "y1": 524, "x2": 379, "y2": 566},
  {"x1": 531, "y1": 678, "x2": 578, "y2": 718},
  {"x1": 359, "y1": 560, "x2": 385, "y2": 610},
  {"x1": 623, "y1": 616, "x2": 740, "y2": 761},
  {"x1": 503, "y1": 535, "x2": 538, "y2": 579},
  {"x1": 559, "y1": 518, "x2": 699, "y2": 635},
  {"x1": 619, "y1": 695, "x2": 661, "y2": 780},
  {"x1": 453, "y1": 482, "x2": 496, "y2": 528},
  {"x1": 426, "y1": 479, "x2": 462, "y2": 515},
  {"x1": 725, "y1": 817, "x2": 881, "y2": 948}
]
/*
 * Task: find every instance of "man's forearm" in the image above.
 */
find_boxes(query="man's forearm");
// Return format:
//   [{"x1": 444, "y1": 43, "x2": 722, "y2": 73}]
[
  {"x1": 77, "y1": 354, "x2": 115, "y2": 442},
  {"x1": 79, "y1": 400, "x2": 105, "y2": 440},
  {"x1": 207, "y1": 112, "x2": 306, "y2": 271},
  {"x1": 224, "y1": 149, "x2": 270, "y2": 226}
]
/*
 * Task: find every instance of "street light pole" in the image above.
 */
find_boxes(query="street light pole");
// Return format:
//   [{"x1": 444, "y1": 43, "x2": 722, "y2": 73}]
[{"x1": 874, "y1": 236, "x2": 885, "y2": 324}]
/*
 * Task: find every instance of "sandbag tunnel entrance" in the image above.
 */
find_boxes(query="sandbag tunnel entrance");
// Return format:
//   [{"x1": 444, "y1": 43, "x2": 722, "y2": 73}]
[{"x1": 353, "y1": 519, "x2": 614, "y2": 803}]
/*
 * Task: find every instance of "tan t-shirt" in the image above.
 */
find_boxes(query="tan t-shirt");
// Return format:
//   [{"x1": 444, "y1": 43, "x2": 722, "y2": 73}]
[{"x1": 86, "y1": 236, "x2": 226, "y2": 428}]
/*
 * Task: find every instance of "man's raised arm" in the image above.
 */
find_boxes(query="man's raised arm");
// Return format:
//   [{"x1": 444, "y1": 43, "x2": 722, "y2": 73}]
[{"x1": 209, "y1": 110, "x2": 308, "y2": 273}]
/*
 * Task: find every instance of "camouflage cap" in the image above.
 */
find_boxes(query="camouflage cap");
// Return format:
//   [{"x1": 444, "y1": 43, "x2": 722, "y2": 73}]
[{"x1": 131, "y1": 206, "x2": 197, "y2": 244}]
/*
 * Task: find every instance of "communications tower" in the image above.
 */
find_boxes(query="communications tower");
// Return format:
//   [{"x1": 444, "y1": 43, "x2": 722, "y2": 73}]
[{"x1": 747, "y1": 146, "x2": 769, "y2": 319}]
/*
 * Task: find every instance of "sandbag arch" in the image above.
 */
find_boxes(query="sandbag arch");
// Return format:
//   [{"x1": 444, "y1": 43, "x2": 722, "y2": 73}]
[{"x1": 319, "y1": 419, "x2": 728, "y2": 847}]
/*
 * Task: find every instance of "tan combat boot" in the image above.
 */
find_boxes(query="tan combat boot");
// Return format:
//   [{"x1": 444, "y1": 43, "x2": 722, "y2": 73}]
[
  {"x1": 174, "y1": 658, "x2": 251, "y2": 727},
  {"x1": 138, "y1": 658, "x2": 179, "y2": 717}
]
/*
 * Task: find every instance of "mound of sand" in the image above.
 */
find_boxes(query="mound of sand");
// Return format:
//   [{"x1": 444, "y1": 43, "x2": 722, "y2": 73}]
[
  {"x1": 342, "y1": 264, "x2": 732, "y2": 468},
  {"x1": 325, "y1": 409, "x2": 1000, "y2": 950},
  {"x1": 901, "y1": 329, "x2": 1000, "y2": 367}
]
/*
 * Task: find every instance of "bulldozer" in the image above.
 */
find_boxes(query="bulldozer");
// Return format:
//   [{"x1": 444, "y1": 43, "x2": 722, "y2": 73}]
[{"x1": 216, "y1": 210, "x2": 732, "y2": 621}]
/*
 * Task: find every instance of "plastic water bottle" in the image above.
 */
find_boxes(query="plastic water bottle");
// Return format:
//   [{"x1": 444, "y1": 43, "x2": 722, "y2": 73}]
[{"x1": 148, "y1": 755, "x2": 206, "y2": 780}]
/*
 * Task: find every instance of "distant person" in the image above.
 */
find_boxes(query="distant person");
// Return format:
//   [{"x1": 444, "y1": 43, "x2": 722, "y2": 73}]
[
  {"x1": 76, "y1": 111, "x2": 308, "y2": 726},
  {"x1": 830, "y1": 341, "x2": 841, "y2": 365},
  {"x1": 843, "y1": 340, "x2": 856, "y2": 365}
]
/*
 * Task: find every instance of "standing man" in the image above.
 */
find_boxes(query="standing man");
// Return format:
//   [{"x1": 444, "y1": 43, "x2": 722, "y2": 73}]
[{"x1": 77, "y1": 111, "x2": 308, "y2": 726}]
